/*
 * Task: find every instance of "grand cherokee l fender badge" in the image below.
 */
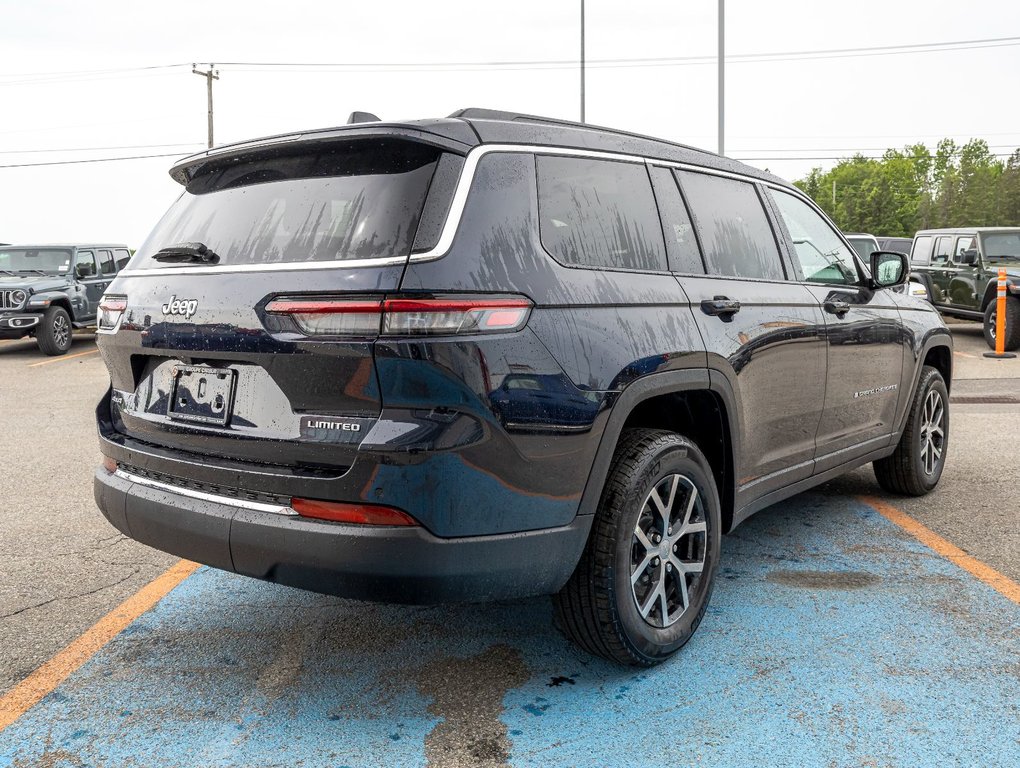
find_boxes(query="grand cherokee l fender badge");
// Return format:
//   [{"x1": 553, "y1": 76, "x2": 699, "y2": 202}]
[
  {"x1": 853, "y1": 384, "x2": 898, "y2": 399},
  {"x1": 161, "y1": 295, "x2": 198, "y2": 319}
]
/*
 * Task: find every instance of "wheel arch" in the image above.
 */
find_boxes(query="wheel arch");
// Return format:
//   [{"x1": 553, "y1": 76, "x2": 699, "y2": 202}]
[{"x1": 577, "y1": 370, "x2": 739, "y2": 533}]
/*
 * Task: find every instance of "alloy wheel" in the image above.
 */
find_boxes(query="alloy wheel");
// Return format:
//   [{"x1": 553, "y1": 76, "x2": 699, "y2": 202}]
[
  {"x1": 53, "y1": 314, "x2": 70, "y2": 349},
  {"x1": 919, "y1": 389, "x2": 945, "y2": 476},
  {"x1": 630, "y1": 474, "x2": 707, "y2": 628}
]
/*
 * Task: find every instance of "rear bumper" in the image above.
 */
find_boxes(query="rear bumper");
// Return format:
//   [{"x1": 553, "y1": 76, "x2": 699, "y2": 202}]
[{"x1": 95, "y1": 467, "x2": 591, "y2": 604}]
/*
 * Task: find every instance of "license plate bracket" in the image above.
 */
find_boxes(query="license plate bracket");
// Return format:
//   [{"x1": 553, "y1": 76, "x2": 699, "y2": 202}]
[{"x1": 167, "y1": 365, "x2": 236, "y2": 426}]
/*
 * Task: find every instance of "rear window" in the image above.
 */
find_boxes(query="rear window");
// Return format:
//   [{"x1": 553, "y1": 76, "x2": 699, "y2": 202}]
[
  {"x1": 129, "y1": 140, "x2": 441, "y2": 270},
  {"x1": 537, "y1": 155, "x2": 667, "y2": 271}
]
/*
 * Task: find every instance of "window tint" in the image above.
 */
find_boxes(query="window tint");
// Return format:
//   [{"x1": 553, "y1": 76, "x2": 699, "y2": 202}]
[
  {"x1": 98, "y1": 249, "x2": 116, "y2": 275},
  {"x1": 114, "y1": 248, "x2": 131, "y2": 270},
  {"x1": 678, "y1": 171, "x2": 783, "y2": 280},
  {"x1": 75, "y1": 250, "x2": 97, "y2": 277},
  {"x1": 911, "y1": 235, "x2": 933, "y2": 264},
  {"x1": 649, "y1": 166, "x2": 704, "y2": 273},
  {"x1": 933, "y1": 236, "x2": 952, "y2": 264},
  {"x1": 771, "y1": 190, "x2": 858, "y2": 284},
  {"x1": 537, "y1": 156, "x2": 667, "y2": 271}
]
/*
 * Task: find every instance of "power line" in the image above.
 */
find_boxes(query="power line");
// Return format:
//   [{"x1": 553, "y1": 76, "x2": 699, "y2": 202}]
[
  {"x1": 0, "y1": 142, "x2": 204, "y2": 156},
  {"x1": 0, "y1": 152, "x2": 193, "y2": 170},
  {"x1": 0, "y1": 33, "x2": 1016, "y2": 87}
]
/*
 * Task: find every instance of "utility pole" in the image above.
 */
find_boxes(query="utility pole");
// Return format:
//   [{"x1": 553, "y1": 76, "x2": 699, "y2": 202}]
[
  {"x1": 192, "y1": 64, "x2": 220, "y2": 148},
  {"x1": 832, "y1": 180, "x2": 837, "y2": 207},
  {"x1": 718, "y1": 0, "x2": 724, "y2": 156},
  {"x1": 580, "y1": 0, "x2": 586, "y2": 123}
]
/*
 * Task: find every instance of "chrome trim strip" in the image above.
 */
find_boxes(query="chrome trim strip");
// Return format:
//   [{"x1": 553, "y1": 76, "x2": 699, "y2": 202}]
[
  {"x1": 116, "y1": 469, "x2": 297, "y2": 516},
  {"x1": 118, "y1": 143, "x2": 782, "y2": 277}
]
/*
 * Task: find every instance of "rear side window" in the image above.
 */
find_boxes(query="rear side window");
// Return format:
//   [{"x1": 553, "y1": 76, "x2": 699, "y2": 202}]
[
  {"x1": 130, "y1": 140, "x2": 441, "y2": 270},
  {"x1": 114, "y1": 248, "x2": 131, "y2": 270},
  {"x1": 933, "y1": 236, "x2": 953, "y2": 264},
  {"x1": 911, "y1": 236, "x2": 933, "y2": 264},
  {"x1": 98, "y1": 249, "x2": 116, "y2": 275},
  {"x1": 678, "y1": 172, "x2": 784, "y2": 280},
  {"x1": 649, "y1": 166, "x2": 704, "y2": 274},
  {"x1": 537, "y1": 156, "x2": 667, "y2": 271}
]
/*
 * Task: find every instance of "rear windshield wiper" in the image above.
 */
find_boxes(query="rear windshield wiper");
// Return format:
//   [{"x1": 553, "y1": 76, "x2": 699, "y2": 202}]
[{"x1": 152, "y1": 242, "x2": 220, "y2": 264}]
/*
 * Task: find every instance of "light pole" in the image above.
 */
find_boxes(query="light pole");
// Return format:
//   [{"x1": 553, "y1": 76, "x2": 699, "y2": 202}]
[
  {"x1": 580, "y1": 0, "x2": 586, "y2": 123},
  {"x1": 718, "y1": 0, "x2": 724, "y2": 156}
]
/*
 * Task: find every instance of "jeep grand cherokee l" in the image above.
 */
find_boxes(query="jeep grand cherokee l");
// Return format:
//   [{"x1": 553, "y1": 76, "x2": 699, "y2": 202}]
[{"x1": 93, "y1": 109, "x2": 952, "y2": 665}]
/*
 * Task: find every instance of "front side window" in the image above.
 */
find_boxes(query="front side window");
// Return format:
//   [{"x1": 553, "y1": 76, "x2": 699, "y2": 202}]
[
  {"x1": 678, "y1": 172, "x2": 784, "y2": 281},
  {"x1": 770, "y1": 189, "x2": 858, "y2": 284},
  {"x1": 537, "y1": 155, "x2": 667, "y2": 271},
  {"x1": 75, "y1": 250, "x2": 97, "y2": 277},
  {"x1": 955, "y1": 236, "x2": 975, "y2": 258}
]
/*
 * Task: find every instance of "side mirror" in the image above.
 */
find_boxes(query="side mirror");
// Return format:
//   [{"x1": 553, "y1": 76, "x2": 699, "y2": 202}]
[
  {"x1": 870, "y1": 251, "x2": 908, "y2": 288},
  {"x1": 75, "y1": 263, "x2": 91, "y2": 278},
  {"x1": 959, "y1": 248, "x2": 979, "y2": 265}
]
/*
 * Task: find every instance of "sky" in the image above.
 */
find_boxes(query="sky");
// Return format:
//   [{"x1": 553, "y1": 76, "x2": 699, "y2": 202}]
[{"x1": 1, "y1": 0, "x2": 1019, "y2": 247}]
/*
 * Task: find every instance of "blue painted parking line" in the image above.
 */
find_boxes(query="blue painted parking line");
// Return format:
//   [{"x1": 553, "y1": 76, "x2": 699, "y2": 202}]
[{"x1": 2, "y1": 494, "x2": 1018, "y2": 767}]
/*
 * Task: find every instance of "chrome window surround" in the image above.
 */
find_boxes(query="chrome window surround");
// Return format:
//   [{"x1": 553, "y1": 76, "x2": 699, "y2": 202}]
[{"x1": 117, "y1": 143, "x2": 841, "y2": 278}]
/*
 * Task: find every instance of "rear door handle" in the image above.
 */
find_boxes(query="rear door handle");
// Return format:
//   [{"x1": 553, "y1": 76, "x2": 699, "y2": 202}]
[
  {"x1": 700, "y1": 296, "x2": 741, "y2": 317},
  {"x1": 823, "y1": 299, "x2": 851, "y2": 317}
]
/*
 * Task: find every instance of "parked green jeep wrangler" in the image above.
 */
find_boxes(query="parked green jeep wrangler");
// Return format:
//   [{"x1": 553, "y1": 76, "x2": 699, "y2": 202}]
[{"x1": 909, "y1": 227, "x2": 1020, "y2": 351}]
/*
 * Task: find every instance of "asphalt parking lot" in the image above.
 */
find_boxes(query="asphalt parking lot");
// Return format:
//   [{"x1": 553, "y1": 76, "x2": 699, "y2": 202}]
[{"x1": 0, "y1": 323, "x2": 1018, "y2": 767}]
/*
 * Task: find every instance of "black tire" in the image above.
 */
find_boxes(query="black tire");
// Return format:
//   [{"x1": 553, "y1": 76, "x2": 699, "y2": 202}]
[
  {"x1": 982, "y1": 297, "x2": 1020, "y2": 352},
  {"x1": 873, "y1": 366, "x2": 949, "y2": 496},
  {"x1": 553, "y1": 429, "x2": 721, "y2": 666},
  {"x1": 36, "y1": 306, "x2": 73, "y2": 356}
]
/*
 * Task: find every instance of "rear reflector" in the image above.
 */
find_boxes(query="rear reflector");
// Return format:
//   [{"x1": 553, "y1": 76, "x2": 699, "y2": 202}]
[
  {"x1": 265, "y1": 296, "x2": 532, "y2": 337},
  {"x1": 291, "y1": 498, "x2": 419, "y2": 526},
  {"x1": 102, "y1": 456, "x2": 117, "y2": 473}
]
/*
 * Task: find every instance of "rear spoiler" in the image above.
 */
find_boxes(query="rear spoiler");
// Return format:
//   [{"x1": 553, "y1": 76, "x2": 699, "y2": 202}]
[{"x1": 168, "y1": 122, "x2": 476, "y2": 186}]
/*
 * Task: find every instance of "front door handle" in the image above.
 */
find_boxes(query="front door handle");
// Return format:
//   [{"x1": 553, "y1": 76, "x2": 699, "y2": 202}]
[
  {"x1": 824, "y1": 299, "x2": 851, "y2": 317},
  {"x1": 701, "y1": 296, "x2": 741, "y2": 317}
]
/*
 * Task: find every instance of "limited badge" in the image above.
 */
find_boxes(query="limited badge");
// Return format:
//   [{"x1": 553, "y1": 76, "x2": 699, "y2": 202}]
[{"x1": 299, "y1": 415, "x2": 375, "y2": 444}]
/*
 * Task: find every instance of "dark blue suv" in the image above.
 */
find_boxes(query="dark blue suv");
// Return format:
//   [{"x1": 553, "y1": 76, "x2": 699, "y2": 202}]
[{"x1": 93, "y1": 109, "x2": 952, "y2": 664}]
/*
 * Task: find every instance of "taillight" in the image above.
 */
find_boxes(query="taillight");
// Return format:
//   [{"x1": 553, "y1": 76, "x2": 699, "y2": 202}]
[
  {"x1": 291, "y1": 498, "x2": 418, "y2": 526},
  {"x1": 265, "y1": 296, "x2": 532, "y2": 337},
  {"x1": 98, "y1": 295, "x2": 128, "y2": 331}
]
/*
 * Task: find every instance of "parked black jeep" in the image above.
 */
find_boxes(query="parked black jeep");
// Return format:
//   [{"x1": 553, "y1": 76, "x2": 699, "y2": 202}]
[
  {"x1": 0, "y1": 244, "x2": 131, "y2": 355},
  {"x1": 93, "y1": 109, "x2": 953, "y2": 665},
  {"x1": 909, "y1": 227, "x2": 1020, "y2": 350}
]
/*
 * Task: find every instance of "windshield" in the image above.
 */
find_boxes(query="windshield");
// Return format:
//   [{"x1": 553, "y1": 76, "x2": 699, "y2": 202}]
[
  {"x1": 0, "y1": 248, "x2": 72, "y2": 274},
  {"x1": 847, "y1": 237, "x2": 879, "y2": 259},
  {"x1": 980, "y1": 233, "x2": 1020, "y2": 263},
  {"x1": 129, "y1": 139, "x2": 440, "y2": 271}
]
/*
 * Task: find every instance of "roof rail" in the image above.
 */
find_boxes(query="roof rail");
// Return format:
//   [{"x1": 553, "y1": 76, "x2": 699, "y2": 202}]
[{"x1": 448, "y1": 107, "x2": 716, "y2": 158}]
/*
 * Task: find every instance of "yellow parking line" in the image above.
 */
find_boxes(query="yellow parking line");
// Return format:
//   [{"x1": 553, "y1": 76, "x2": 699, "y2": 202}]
[
  {"x1": 0, "y1": 560, "x2": 199, "y2": 733},
  {"x1": 26, "y1": 348, "x2": 98, "y2": 367},
  {"x1": 953, "y1": 350, "x2": 977, "y2": 359},
  {"x1": 860, "y1": 495, "x2": 1020, "y2": 604}
]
